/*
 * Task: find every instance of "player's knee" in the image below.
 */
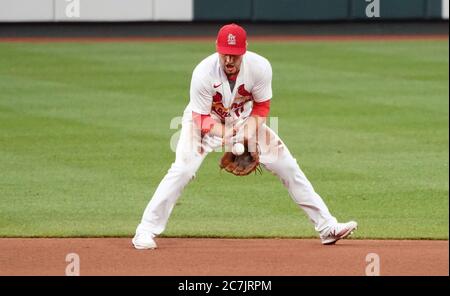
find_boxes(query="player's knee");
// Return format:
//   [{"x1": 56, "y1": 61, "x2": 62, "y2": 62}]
[{"x1": 275, "y1": 160, "x2": 307, "y2": 187}]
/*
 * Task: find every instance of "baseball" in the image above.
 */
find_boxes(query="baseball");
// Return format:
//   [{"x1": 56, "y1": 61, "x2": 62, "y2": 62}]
[{"x1": 232, "y1": 143, "x2": 245, "y2": 156}]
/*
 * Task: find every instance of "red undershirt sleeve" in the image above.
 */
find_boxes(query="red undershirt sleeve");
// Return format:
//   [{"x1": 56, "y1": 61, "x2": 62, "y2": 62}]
[{"x1": 251, "y1": 99, "x2": 271, "y2": 117}]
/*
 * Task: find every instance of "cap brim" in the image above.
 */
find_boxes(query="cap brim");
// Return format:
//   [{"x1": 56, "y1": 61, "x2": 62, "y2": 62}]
[{"x1": 216, "y1": 45, "x2": 246, "y2": 56}]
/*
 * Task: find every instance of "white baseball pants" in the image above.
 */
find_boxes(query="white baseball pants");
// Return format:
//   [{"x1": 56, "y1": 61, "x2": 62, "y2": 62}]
[{"x1": 136, "y1": 115, "x2": 337, "y2": 236}]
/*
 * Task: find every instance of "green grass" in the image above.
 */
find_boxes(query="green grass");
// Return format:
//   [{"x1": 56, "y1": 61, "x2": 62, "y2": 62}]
[{"x1": 0, "y1": 40, "x2": 448, "y2": 239}]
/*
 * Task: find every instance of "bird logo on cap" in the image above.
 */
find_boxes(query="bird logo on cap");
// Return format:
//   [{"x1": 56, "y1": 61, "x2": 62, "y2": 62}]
[{"x1": 227, "y1": 33, "x2": 236, "y2": 45}]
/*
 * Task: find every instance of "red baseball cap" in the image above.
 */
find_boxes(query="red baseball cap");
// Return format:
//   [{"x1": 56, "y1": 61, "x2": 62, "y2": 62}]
[{"x1": 216, "y1": 23, "x2": 247, "y2": 56}]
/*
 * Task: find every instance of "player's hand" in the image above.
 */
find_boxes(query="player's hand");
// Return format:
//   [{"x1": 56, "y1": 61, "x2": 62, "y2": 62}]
[
  {"x1": 231, "y1": 116, "x2": 265, "y2": 143},
  {"x1": 209, "y1": 122, "x2": 226, "y2": 139},
  {"x1": 222, "y1": 124, "x2": 238, "y2": 147}
]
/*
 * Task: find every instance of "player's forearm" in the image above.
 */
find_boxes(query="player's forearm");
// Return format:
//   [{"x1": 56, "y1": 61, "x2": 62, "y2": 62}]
[
  {"x1": 192, "y1": 111, "x2": 221, "y2": 136},
  {"x1": 244, "y1": 115, "x2": 266, "y2": 141},
  {"x1": 252, "y1": 114, "x2": 266, "y2": 131},
  {"x1": 209, "y1": 122, "x2": 225, "y2": 138},
  {"x1": 247, "y1": 99, "x2": 270, "y2": 139}
]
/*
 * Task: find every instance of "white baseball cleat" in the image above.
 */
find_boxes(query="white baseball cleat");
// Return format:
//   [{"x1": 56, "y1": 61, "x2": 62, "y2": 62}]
[
  {"x1": 320, "y1": 221, "x2": 358, "y2": 245},
  {"x1": 132, "y1": 232, "x2": 157, "y2": 250}
]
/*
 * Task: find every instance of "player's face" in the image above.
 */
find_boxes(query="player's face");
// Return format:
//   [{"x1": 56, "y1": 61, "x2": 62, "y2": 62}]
[{"x1": 219, "y1": 54, "x2": 243, "y2": 76}]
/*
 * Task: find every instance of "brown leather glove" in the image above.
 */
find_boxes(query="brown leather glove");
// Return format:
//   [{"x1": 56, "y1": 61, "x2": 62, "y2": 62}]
[{"x1": 219, "y1": 141, "x2": 260, "y2": 176}]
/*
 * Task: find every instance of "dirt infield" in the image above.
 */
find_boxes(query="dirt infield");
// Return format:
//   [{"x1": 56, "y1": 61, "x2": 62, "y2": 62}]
[{"x1": 0, "y1": 238, "x2": 447, "y2": 276}]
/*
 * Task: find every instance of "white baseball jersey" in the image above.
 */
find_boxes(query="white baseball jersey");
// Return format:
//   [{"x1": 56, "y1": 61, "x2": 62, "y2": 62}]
[{"x1": 185, "y1": 51, "x2": 272, "y2": 123}]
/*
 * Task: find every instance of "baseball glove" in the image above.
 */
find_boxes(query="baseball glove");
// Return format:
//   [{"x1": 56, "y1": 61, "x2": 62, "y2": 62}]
[{"x1": 219, "y1": 141, "x2": 261, "y2": 176}]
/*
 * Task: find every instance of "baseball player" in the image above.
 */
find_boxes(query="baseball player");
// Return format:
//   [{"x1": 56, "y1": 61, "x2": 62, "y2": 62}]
[{"x1": 132, "y1": 24, "x2": 357, "y2": 249}]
